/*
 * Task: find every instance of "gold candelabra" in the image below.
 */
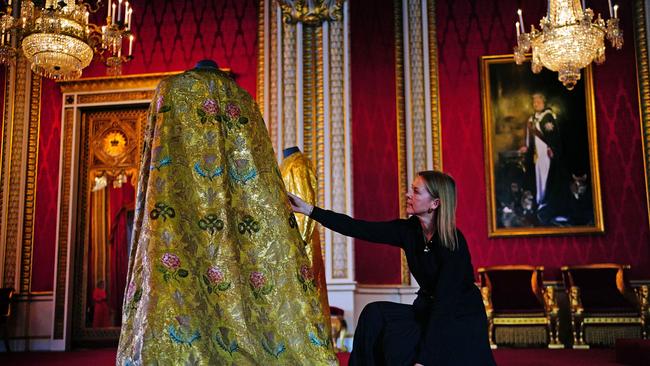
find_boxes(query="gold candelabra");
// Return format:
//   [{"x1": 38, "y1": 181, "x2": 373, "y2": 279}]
[
  {"x1": 514, "y1": 0, "x2": 623, "y2": 90},
  {"x1": 0, "y1": 0, "x2": 135, "y2": 80}
]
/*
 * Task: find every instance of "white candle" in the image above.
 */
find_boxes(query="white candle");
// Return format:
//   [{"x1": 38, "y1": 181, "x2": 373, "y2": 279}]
[
  {"x1": 516, "y1": 22, "x2": 520, "y2": 37},
  {"x1": 112, "y1": 3, "x2": 116, "y2": 24},
  {"x1": 517, "y1": 9, "x2": 525, "y2": 33},
  {"x1": 127, "y1": 8, "x2": 131, "y2": 30},
  {"x1": 85, "y1": 11, "x2": 89, "y2": 25},
  {"x1": 614, "y1": 4, "x2": 618, "y2": 18},
  {"x1": 581, "y1": 0, "x2": 585, "y2": 11},
  {"x1": 129, "y1": 35, "x2": 134, "y2": 56},
  {"x1": 608, "y1": 0, "x2": 613, "y2": 17},
  {"x1": 118, "y1": 0, "x2": 122, "y2": 22}
]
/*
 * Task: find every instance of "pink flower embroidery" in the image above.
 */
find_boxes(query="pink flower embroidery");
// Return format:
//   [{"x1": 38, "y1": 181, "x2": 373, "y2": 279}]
[
  {"x1": 126, "y1": 281, "x2": 136, "y2": 300},
  {"x1": 300, "y1": 264, "x2": 314, "y2": 281},
  {"x1": 225, "y1": 103, "x2": 241, "y2": 119},
  {"x1": 161, "y1": 253, "x2": 181, "y2": 270},
  {"x1": 249, "y1": 271, "x2": 266, "y2": 290},
  {"x1": 207, "y1": 266, "x2": 225, "y2": 284},
  {"x1": 156, "y1": 95, "x2": 164, "y2": 112},
  {"x1": 202, "y1": 99, "x2": 219, "y2": 115}
]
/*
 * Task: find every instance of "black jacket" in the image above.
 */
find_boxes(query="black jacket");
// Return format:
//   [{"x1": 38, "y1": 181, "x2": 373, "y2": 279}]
[{"x1": 311, "y1": 207, "x2": 495, "y2": 365}]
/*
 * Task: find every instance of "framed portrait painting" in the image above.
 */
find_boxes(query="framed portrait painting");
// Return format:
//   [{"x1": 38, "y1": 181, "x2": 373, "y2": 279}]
[{"x1": 480, "y1": 55, "x2": 604, "y2": 237}]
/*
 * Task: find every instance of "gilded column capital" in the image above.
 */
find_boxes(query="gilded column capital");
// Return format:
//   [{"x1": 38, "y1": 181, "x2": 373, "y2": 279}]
[{"x1": 277, "y1": 0, "x2": 343, "y2": 25}]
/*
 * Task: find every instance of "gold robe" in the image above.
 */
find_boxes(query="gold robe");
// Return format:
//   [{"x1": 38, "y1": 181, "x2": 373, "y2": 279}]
[
  {"x1": 116, "y1": 68, "x2": 337, "y2": 365},
  {"x1": 280, "y1": 152, "x2": 331, "y2": 338}
]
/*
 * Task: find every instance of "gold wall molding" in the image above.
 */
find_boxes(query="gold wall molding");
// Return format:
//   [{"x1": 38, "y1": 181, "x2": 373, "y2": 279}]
[
  {"x1": 77, "y1": 90, "x2": 155, "y2": 105},
  {"x1": 53, "y1": 108, "x2": 74, "y2": 340},
  {"x1": 21, "y1": 71, "x2": 41, "y2": 294},
  {"x1": 329, "y1": 18, "x2": 349, "y2": 279},
  {"x1": 57, "y1": 72, "x2": 180, "y2": 94},
  {"x1": 427, "y1": 0, "x2": 442, "y2": 171},
  {"x1": 395, "y1": 0, "x2": 410, "y2": 285},
  {"x1": 0, "y1": 58, "x2": 15, "y2": 285},
  {"x1": 2, "y1": 56, "x2": 32, "y2": 290},
  {"x1": 282, "y1": 22, "x2": 298, "y2": 149},
  {"x1": 635, "y1": 0, "x2": 650, "y2": 229}
]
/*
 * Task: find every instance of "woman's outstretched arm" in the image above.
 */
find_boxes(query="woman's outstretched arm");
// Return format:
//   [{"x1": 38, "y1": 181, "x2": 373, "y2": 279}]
[{"x1": 288, "y1": 193, "x2": 408, "y2": 247}]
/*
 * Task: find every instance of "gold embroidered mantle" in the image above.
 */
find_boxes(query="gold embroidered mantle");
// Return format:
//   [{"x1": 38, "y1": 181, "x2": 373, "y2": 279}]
[{"x1": 116, "y1": 68, "x2": 337, "y2": 365}]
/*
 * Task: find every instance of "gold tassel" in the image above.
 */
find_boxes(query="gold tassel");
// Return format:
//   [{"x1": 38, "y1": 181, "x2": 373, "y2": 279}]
[
  {"x1": 495, "y1": 326, "x2": 547, "y2": 345},
  {"x1": 584, "y1": 326, "x2": 641, "y2": 346}
]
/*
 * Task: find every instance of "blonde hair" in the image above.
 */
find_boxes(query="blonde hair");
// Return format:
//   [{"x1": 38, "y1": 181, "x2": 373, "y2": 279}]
[{"x1": 418, "y1": 170, "x2": 458, "y2": 250}]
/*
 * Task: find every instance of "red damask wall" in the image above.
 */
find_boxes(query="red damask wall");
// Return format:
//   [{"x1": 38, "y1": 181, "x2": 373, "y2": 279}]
[
  {"x1": 351, "y1": 0, "x2": 649, "y2": 284},
  {"x1": 350, "y1": 0, "x2": 402, "y2": 284},
  {"x1": 437, "y1": 0, "x2": 650, "y2": 280},
  {"x1": 31, "y1": 0, "x2": 259, "y2": 291}
]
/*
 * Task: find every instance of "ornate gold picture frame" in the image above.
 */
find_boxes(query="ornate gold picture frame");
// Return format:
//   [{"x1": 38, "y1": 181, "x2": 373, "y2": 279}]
[{"x1": 480, "y1": 55, "x2": 604, "y2": 237}]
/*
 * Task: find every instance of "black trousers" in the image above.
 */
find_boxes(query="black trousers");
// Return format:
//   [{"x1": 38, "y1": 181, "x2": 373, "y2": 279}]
[
  {"x1": 348, "y1": 299, "x2": 496, "y2": 366},
  {"x1": 349, "y1": 301, "x2": 424, "y2": 366}
]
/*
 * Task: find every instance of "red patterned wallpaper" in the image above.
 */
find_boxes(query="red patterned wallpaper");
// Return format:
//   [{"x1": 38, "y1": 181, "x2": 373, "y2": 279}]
[
  {"x1": 350, "y1": 0, "x2": 402, "y2": 284},
  {"x1": 32, "y1": 79, "x2": 62, "y2": 292},
  {"x1": 31, "y1": 0, "x2": 259, "y2": 291},
  {"x1": 437, "y1": 0, "x2": 650, "y2": 280}
]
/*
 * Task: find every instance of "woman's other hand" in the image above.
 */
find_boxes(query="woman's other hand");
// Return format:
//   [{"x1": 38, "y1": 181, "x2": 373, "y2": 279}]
[{"x1": 288, "y1": 192, "x2": 314, "y2": 216}]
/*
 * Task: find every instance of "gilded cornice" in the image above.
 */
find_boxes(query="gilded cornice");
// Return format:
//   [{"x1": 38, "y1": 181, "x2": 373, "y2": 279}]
[
  {"x1": 634, "y1": 0, "x2": 650, "y2": 229},
  {"x1": 278, "y1": 0, "x2": 343, "y2": 25},
  {"x1": 57, "y1": 72, "x2": 181, "y2": 93}
]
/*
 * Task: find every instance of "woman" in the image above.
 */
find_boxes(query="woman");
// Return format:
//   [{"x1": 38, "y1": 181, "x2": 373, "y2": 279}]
[{"x1": 289, "y1": 171, "x2": 495, "y2": 365}]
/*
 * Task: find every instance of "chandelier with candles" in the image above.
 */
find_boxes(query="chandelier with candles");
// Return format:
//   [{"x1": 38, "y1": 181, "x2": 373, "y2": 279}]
[
  {"x1": 514, "y1": 0, "x2": 623, "y2": 90},
  {"x1": 0, "y1": 0, "x2": 135, "y2": 80}
]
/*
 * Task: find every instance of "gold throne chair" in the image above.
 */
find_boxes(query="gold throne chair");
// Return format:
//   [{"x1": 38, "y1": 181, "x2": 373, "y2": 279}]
[
  {"x1": 479, "y1": 265, "x2": 562, "y2": 349},
  {"x1": 562, "y1": 264, "x2": 648, "y2": 348}
]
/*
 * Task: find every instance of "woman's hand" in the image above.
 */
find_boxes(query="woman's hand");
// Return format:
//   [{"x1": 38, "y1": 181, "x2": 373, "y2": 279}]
[{"x1": 288, "y1": 192, "x2": 314, "y2": 216}]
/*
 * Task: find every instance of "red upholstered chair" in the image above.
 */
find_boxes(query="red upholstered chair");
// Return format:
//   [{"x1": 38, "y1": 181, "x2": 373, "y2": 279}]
[
  {"x1": 0, "y1": 287, "x2": 14, "y2": 352},
  {"x1": 478, "y1": 265, "x2": 562, "y2": 348},
  {"x1": 562, "y1": 264, "x2": 648, "y2": 348}
]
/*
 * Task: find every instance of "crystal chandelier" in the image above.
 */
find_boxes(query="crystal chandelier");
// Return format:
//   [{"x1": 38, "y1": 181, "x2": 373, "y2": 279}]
[
  {"x1": 0, "y1": 0, "x2": 135, "y2": 80},
  {"x1": 514, "y1": 0, "x2": 623, "y2": 90}
]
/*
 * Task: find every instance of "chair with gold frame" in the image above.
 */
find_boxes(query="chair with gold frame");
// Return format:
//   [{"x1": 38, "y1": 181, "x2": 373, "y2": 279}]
[
  {"x1": 0, "y1": 288, "x2": 14, "y2": 352},
  {"x1": 561, "y1": 264, "x2": 648, "y2": 348},
  {"x1": 478, "y1": 265, "x2": 562, "y2": 349}
]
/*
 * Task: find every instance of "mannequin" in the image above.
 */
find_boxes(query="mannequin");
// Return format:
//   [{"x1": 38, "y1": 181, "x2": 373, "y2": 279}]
[{"x1": 280, "y1": 147, "x2": 331, "y2": 339}]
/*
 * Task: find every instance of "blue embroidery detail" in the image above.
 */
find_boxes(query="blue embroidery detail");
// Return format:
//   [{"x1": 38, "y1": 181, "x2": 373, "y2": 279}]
[
  {"x1": 308, "y1": 332, "x2": 327, "y2": 347},
  {"x1": 168, "y1": 324, "x2": 201, "y2": 345},
  {"x1": 228, "y1": 168, "x2": 257, "y2": 184},
  {"x1": 261, "y1": 338, "x2": 286, "y2": 358},
  {"x1": 194, "y1": 163, "x2": 224, "y2": 180},
  {"x1": 151, "y1": 156, "x2": 172, "y2": 170}
]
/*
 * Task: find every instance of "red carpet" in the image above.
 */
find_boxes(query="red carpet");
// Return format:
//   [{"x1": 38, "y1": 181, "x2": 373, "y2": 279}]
[{"x1": 0, "y1": 348, "x2": 625, "y2": 365}]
